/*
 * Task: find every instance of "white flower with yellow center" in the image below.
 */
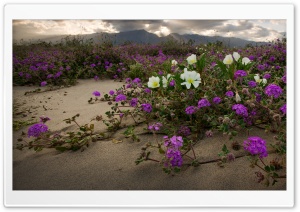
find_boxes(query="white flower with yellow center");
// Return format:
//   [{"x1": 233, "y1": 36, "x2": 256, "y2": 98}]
[
  {"x1": 181, "y1": 70, "x2": 201, "y2": 89},
  {"x1": 147, "y1": 76, "x2": 160, "y2": 88},
  {"x1": 187, "y1": 54, "x2": 197, "y2": 65},
  {"x1": 171, "y1": 60, "x2": 178, "y2": 66},
  {"x1": 254, "y1": 74, "x2": 267, "y2": 85},
  {"x1": 180, "y1": 68, "x2": 189, "y2": 80},
  {"x1": 242, "y1": 57, "x2": 251, "y2": 65},
  {"x1": 233, "y1": 52, "x2": 240, "y2": 61},
  {"x1": 223, "y1": 54, "x2": 234, "y2": 65}
]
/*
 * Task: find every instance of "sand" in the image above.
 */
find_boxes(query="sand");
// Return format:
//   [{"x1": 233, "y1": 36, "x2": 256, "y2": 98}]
[{"x1": 13, "y1": 79, "x2": 286, "y2": 190}]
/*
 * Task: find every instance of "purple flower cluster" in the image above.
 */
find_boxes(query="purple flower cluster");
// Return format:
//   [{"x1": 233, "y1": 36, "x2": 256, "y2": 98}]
[
  {"x1": 185, "y1": 106, "x2": 197, "y2": 115},
  {"x1": 263, "y1": 73, "x2": 271, "y2": 79},
  {"x1": 115, "y1": 94, "x2": 127, "y2": 102},
  {"x1": 225, "y1": 91, "x2": 234, "y2": 97},
  {"x1": 129, "y1": 98, "x2": 138, "y2": 107},
  {"x1": 212, "y1": 97, "x2": 222, "y2": 104},
  {"x1": 27, "y1": 123, "x2": 48, "y2": 138},
  {"x1": 234, "y1": 70, "x2": 247, "y2": 79},
  {"x1": 92, "y1": 91, "x2": 101, "y2": 97},
  {"x1": 164, "y1": 136, "x2": 183, "y2": 167},
  {"x1": 264, "y1": 84, "x2": 283, "y2": 98},
  {"x1": 169, "y1": 80, "x2": 175, "y2": 87},
  {"x1": 141, "y1": 103, "x2": 152, "y2": 113},
  {"x1": 144, "y1": 88, "x2": 151, "y2": 94},
  {"x1": 148, "y1": 122, "x2": 163, "y2": 131},
  {"x1": 40, "y1": 81, "x2": 47, "y2": 87},
  {"x1": 248, "y1": 81, "x2": 257, "y2": 88},
  {"x1": 243, "y1": 136, "x2": 268, "y2": 158},
  {"x1": 198, "y1": 98, "x2": 211, "y2": 108},
  {"x1": 132, "y1": 78, "x2": 141, "y2": 84},
  {"x1": 109, "y1": 90, "x2": 115, "y2": 96},
  {"x1": 232, "y1": 104, "x2": 248, "y2": 117},
  {"x1": 280, "y1": 104, "x2": 286, "y2": 115},
  {"x1": 177, "y1": 126, "x2": 191, "y2": 137}
]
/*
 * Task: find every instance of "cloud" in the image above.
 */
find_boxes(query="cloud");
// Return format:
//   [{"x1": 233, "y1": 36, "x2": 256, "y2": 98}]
[{"x1": 13, "y1": 19, "x2": 286, "y2": 42}]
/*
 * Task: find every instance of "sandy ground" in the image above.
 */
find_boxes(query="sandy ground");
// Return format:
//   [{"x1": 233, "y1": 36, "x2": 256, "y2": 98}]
[{"x1": 13, "y1": 79, "x2": 286, "y2": 190}]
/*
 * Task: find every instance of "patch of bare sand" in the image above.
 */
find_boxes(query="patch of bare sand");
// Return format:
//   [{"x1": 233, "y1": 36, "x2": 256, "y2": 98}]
[{"x1": 13, "y1": 80, "x2": 286, "y2": 190}]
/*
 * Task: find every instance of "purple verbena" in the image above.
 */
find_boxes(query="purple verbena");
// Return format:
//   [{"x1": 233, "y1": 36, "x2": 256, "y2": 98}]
[
  {"x1": 243, "y1": 136, "x2": 268, "y2": 158},
  {"x1": 264, "y1": 84, "x2": 283, "y2": 98},
  {"x1": 27, "y1": 123, "x2": 48, "y2": 138},
  {"x1": 232, "y1": 104, "x2": 248, "y2": 117},
  {"x1": 198, "y1": 98, "x2": 211, "y2": 108}
]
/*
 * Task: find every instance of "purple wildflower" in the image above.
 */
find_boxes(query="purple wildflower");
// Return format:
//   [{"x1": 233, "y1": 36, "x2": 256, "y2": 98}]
[
  {"x1": 280, "y1": 104, "x2": 286, "y2": 115},
  {"x1": 169, "y1": 80, "x2": 175, "y2": 87},
  {"x1": 119, "y1": 113, "x2": 124, "y2": 118},
  {"x1": 66, "y1": 66, "x2": 71, "y2": 71},
  {"x1": 130, "y1": 98, "x2": 138, "y2": 107},
  {"x1": 269, "y1": 56, "x2": 275, "y2": 62},
  {"x1": 109, "y1": 90, "x2": 115, "y2": 96},
  {"x1": 248, "y1": 81, "x2": 257, "y2": 88},
  {"x1": 177, "y1": 126, "x2": 191, "y2": 137},
  {"x1": 166, "y1": 149, "x2": 183, "y2": 167},
  {"x1": 54, "y1": 71, "x2": 62, "y2": 78},
  {"x1": 144, "y1": 88, "x2": 151, "y2": 93},
  {"x1": 263, "y1": 73, "x2": 271, "y2": 79},
  {"x1": 94, "y1": 75, "x2": 99, "y2": 81},
  {"x1": 90, "y1": 63, "x2": 96, "y2": 68},
  {"x1": 264, "y1": 84, "x2": 283, "y2": 98},
  {"x1": 115, "y1": 94, "x2": 127, "y2": 102},
  {"x1": 126, "y1": 84, "x2": 132, "y2": 89},
  {"x1": 141, "y1": 103, "x2": 152, "y2": 113},
  {"x1": 185, "y1": 106, "x2": 197, "y2": 115},
  {"x1": 47, "y1": 74, "x2": 53, "y2": 79},
  {"x1": 198, "y1": 98, "x2": 211, "y2": 108},
  {"x1": 132, "y1": 78, "x2": 141, "y2": 84},
  {"x1": 164, "y1": 136, "x2": 183, "y2": 148},
  {"x1": 243, "y1": 136, "x2": 268, "y2": 158},
  {"x1": 18, "y1": 72, "x2": 24, "y2": 77},
  {"x1": 255, "y1": 93, "x2": 262, "y2": 102},
  {"x1": 257, "y1": 64, "x2": 265, "y2": 71},
  {"x1": 125, "y1": 78, "x2": 132, "y2": 83},
  {"x1": 232, "y1": 104, "x2": 248, "y2": 117},
  {"x1": 92, "y1": 91, "x2": 101, "y2": 97},
  {"x1": 213, "y1": 97, "x2": 222, "y2": 104},
  {"x1": 225, "y1": 91, "x2": 234, "y2": 98},
  {"x1": 234, "y1": 70, "x2": 247, "y2": 79},
  {"x1": 158, "y1": 71, "x2": 164, "y2": 75},
  {"x1": 27, "y1": 123, "x2": 48, "y2": 138},
  {"x1": 40, "y1": 81, "x2": 47, "y2": 87},
  {"x1": 148, "y1": 122, "x2": 163, "y2": 131}
]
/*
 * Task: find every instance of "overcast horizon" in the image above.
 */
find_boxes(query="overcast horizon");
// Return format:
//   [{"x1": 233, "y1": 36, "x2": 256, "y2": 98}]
[{"x1": 13, "y1": 19, "x2": 286, "y2": 42}]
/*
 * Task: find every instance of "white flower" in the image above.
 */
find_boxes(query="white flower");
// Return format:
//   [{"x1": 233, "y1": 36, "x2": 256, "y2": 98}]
[
  {"x1": 223, "y1": 54, "x2": 233, "y2": 65},
  {"x1": 180, "y1": 70, "x2": 201, "y2": 89},
  {"x1": 171, "y1": 60, "x2": 178, "y2": 66},
  {"x1": 242, "y1": 57, "x2": 251, "y2": 65},
  {"x1": 162, "y1": 74, "x2": 172, "y2": 88},
  {"x1": 235, "y1": 93, "x2": 241, "y2": 102},
  {"x1": 147, "y1": 76, "x2": 160, "y2": 88},
  {"x1": 233, "y1": 52, "x2": 240, "y2": 61},
  {"x1": 186, "y1": 54, "x2": 197, "y2": 65},
  {"x1": 254, "y1": 74, "x2": 267, "y2": 85},
  {"x1": 180, "y1": 68, "x2": 189, "y2": 80}
]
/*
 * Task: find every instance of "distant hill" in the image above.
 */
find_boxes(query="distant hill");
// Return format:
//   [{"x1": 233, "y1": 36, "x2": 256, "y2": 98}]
[{"x1": 14, "y1": 29, "x2": 267, "y2": 47}]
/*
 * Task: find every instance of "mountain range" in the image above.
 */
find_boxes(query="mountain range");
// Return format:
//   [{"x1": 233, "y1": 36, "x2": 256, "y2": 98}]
[{"x1": 15, "y1": 29, "x2": 267, "y2": 47}]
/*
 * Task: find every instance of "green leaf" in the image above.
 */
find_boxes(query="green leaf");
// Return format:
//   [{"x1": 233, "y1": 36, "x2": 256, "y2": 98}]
[
  {"x1": 222, "y1": 144, "x2": 229, "y2": 154},
  {"x1": 265, "y1": 166, "x2": 271, "y2": 172},
  {"x1": 174, "y1": 167, "x2": 181, "y2": 173},
  {"x1": 231, "y1": 131, "x2": 238, "y2": 136},
  {"x1": 159, "y1": 148, "x2": 165, "y2": 154}
]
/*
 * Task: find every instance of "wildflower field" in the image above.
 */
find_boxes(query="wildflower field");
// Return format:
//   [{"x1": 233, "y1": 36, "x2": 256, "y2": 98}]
[{"x1": 13, "y1": 37, "x2": 287, "y2": 189}]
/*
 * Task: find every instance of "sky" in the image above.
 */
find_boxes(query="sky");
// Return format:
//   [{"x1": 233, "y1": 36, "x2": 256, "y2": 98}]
[{"x1": 13, "y1": 19, "x2": 286, "y2": 42}]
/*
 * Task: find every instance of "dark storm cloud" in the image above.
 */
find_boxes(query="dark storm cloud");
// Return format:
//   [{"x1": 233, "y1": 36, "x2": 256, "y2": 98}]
[{"x1": 100, "y1": 20, "x2": 227, "y2": 35}]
